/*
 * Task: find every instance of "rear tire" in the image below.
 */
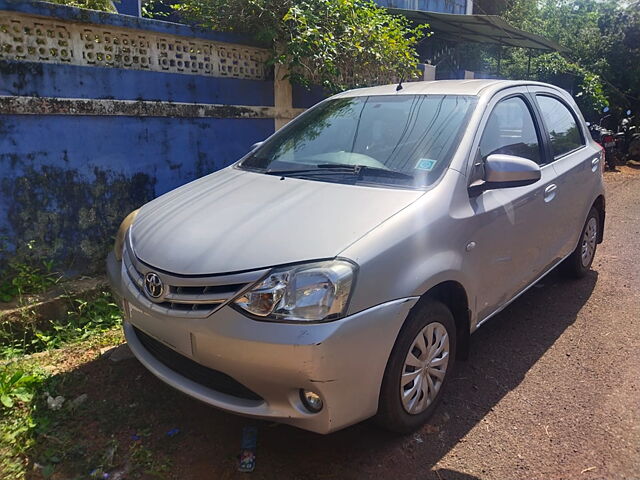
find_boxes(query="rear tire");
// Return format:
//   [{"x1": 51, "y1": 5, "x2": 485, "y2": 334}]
[
  {"x1": 561, "y1": 207, "x2": 599, "y2": 278},
  {"x1": 376, "y1": 300, "x2": 456, "y2": 434}
]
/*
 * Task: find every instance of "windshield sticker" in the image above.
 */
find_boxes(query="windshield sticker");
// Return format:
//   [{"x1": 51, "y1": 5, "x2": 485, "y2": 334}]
[{"x1": 415, "y1": 158, "x2": 438, "y2": 171}]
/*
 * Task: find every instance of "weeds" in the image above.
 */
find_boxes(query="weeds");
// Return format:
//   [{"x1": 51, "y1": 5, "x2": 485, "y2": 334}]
[
  {"x1": 0, "y1": 246, "x2": 131, "y2": 478},
  {"x1": 0, "y1": 242, "x2": 60, "y2": 304},
  {"x1": 0, "y1": 370, "x2": 42, "y2": 408},
  {"x1": 0, "y1": 325, "x2": 125, "y2": 480},
  {"x1": 129, "y1": 441, "x2": 173, "y2": 477},
  {"x1": 0, "y1": 290, "x2": 122, "y2": 359},
  {"x1": 0, "y1": 364, "x2": 50, "y2": 479},
  {"x1": 0, "y1": 324, "x2": 183, "y2": 480}
]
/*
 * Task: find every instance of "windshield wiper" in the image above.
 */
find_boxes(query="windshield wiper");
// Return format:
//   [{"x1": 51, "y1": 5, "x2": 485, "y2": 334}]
[
  {"x1": 318, "y1": 164, "x2": 414, "y2": 179},
  {"x1": 266, "y1": 163, "x2": 414, "y2": 180}
]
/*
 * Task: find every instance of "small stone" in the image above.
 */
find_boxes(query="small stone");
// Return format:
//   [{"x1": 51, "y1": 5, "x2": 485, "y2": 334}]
[
  {"x1": 70, "y1": 393, "x2": 88, "y2": 409},
  {"x1": 100, "y1": 346, "x2": 115, "y2": 356},
  {"x1": 46, "y1": 394, "x2": 65, "y2": 410},
  {"x1": 423, "y1": 424, "x2": 440, "y2": 434},
  {"x1": 109, "y1": 344, "x2": 134, "y2": 363}
]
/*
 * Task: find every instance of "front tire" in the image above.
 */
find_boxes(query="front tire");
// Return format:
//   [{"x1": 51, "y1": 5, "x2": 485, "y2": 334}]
[
  {"x1": 376, "y1": 300, "x2": 456, "y2": 434},
  {"x1": 562, "y1": 207, "x2": 600, "y2": 278}
]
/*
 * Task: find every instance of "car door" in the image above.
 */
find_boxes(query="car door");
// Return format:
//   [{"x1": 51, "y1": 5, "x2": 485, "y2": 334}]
[
  {"x1": 461, "y1": 88, "x2": 558, "y2": 323},
  {"x1": 529, "y1": 87, "x2": 598, "y2": 258}
]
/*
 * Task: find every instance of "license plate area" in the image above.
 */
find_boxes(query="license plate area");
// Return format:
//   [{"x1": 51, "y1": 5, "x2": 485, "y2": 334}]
[{"x1": 127, "y1": 302, "x2": 193, "y2": 357}]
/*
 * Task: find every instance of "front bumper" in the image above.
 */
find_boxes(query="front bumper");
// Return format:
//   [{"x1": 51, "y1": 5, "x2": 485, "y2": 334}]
[{"x1": 107, "y1": 252, "x2": 418, "y2": 433}]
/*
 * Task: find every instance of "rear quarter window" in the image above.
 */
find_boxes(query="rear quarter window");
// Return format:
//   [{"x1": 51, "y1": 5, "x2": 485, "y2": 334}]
[{"x1": 536, "y1": 95, "x2": 585, "y2": 158}]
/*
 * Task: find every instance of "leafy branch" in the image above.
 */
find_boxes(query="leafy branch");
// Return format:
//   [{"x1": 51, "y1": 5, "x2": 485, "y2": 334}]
[{"x1": 174, "y1": 0, "x2": 428, "y2": 92}]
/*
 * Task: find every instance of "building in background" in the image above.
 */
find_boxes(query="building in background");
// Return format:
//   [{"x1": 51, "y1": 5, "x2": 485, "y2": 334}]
[{"x1": 375, "y1": 0, "x2": 472, "y2": 15}]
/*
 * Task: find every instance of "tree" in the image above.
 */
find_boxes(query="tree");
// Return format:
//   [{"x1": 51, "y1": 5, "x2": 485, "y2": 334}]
[
  {"x1": 45, "y1": 0, "x2": 116, "y2": 11},
  {"x1": 492, "y1": 0, "x2": 640, "y2": 119},
  {"x1": 174, "y1": 0, "x2": 426, "y2": 91}
]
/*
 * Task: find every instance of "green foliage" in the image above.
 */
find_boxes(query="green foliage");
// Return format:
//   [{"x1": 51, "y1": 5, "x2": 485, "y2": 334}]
[
  {"x1": 174, "y1": 0, "x2": 427, "y2": 91},
  {"x1": 528, "y1": 52, "x2": 607, "y2": 116},
  {"x1": 141, "y1": 0, "x2": 170, "y2": 19},
  {"x1": 0, "y1": 325, "x2": 154, "y2": 480},
  {"x1": 44, "y1": 0, "x2": 116, "y2": 11},
  {"x1": 0, "y1": 291, "x2": 122, "y2": 359},
  {"x1": 493, "y1": 0, "x2": 640, "y2": 118},
  {"x1": 0, "y1": 365, "x2": 48, "y2": 478},
  {"x1": 0, "y1": 370, "x2": 42, "y2": 410},
  {"x1": 0, "y1": 242, "x2": 60, "y2": 303}
]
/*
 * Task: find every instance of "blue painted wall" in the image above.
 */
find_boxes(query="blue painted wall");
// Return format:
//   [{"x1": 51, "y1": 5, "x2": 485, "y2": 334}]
[
  {"x1": 115, "y1": 0, "x2": 141, "y2": 17},
  {"x1": 0, "y1": 1, "x2": 277, "y2": 273},
  {"x1": 0, "y1": 115, "x2": 273, "y2": 272},
  {"x1": 0, "y1": 61, "x2": 274, "y2": 105},
  {"x1": 292, "y1": 84, "x2": 328, "y2": 109},
  {"x1": 0, "y1": 115, "x2": 273, "y2": 197}
]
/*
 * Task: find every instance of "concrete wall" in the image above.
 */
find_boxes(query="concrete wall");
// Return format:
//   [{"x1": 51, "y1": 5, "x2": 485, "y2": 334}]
[{"x1": 0, "y1": 0, "x2": 314, "y2": 273}]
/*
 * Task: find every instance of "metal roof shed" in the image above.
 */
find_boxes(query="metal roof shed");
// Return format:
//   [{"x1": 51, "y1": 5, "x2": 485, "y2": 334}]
[{"x1": 389, "y1": 8, "x2": 567, "y2": 52}]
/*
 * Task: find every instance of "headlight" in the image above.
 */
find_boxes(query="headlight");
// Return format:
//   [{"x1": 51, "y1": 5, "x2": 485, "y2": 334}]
[
  {"x1": 113, "y1": 209, "x2": 140, "y2": 261},
  {"x1": 233, "y1": 260, "x2": 356, "y2": 322}
]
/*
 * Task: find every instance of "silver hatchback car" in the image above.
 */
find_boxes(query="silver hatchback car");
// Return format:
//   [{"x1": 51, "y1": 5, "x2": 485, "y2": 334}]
[{"x1": 107, "y1": 80, "x2": 605, "y2": 434}]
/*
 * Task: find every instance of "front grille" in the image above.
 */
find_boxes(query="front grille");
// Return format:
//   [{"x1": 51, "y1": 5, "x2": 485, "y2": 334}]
[
  {"x1": 122, "y1": 245, "x2": 253, "y2": 317},
  {"x1": 133, "y1": 326, "x2": 263, "y2": 402}
]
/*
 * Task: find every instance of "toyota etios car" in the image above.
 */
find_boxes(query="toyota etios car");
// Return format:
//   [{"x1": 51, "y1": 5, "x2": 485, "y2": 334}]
[{"x1": 107, "y1": 80, "x2": 605, "y2": 434}]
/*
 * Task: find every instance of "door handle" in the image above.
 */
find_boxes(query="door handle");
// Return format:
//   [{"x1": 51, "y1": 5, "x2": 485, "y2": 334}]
[
  {"x1": 544, "y1": 184, "x2": 557, "y2": 202},
  {"x1": 591, "y1": 157, "x2": 600, "y2": 172}
]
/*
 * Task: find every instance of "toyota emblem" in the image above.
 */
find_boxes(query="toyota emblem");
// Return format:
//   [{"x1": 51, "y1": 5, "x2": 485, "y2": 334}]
[{"x1": 144, "y1": 272, "x2": 164, "y2": 300}]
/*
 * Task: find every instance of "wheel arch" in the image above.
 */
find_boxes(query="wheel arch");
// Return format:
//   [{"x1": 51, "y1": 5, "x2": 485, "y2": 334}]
[
  {"x1": 592, "y1": 195, "x2": 605, "y2": 244},
  {"x1": 416, "y1": 280, "x2": 471, "y2": 361}
]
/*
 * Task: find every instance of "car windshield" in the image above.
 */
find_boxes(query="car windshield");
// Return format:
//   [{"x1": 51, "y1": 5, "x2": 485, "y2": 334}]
[{"x1": 239, "y1": 94, "x2": 477, "y2": 188}]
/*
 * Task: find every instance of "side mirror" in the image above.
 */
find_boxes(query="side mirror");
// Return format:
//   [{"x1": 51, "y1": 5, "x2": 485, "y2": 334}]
[
  {"x1": 250, "y1": 141, "x2": 264, "y2": 151},
  {"x1": 469, "y1": 154, "x2": 541, "y2": 195}
]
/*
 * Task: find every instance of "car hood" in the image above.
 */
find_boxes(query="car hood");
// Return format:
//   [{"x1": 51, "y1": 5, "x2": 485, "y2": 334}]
[{"x1": 130, "y1": 167, "x2": 424, "y2": 275}]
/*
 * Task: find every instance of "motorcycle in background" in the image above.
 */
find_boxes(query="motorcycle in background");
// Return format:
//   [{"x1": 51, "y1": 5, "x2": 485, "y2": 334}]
[
  {"x1": 588, "y1": 107, "x2": 618, "y2": 170},
  {"x1": 617, "y1": 109, "x2": 640, "y2": 163}
]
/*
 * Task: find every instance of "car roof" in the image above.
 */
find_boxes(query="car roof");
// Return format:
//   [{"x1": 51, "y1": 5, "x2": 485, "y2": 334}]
[{"x1": 332, "y1": 79, "x2": 560, "y2": 98}]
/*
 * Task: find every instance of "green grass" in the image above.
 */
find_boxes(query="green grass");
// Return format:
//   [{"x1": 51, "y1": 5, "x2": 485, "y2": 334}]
[
  {"x1": 0, "y1": 364, "x2": 50, "y2": 479},
  {"x1": 0, "y1": 290, "x2": 123, "y2": 359},
  {"x1": 0, "y1": 231, "x2": 141, "y2": 480},
  {"x1": 0, "y1": 288, "x2": 124, "y2": 477},
  {"x1": 0, "y1": 327, "x2": 125, "y2": 480},
  {"x1": 0, "y1": 326, "x2": 177, "y2": 480},
  {"x1": 0, "y1": 278, "x2": 180, "y2": 479}
]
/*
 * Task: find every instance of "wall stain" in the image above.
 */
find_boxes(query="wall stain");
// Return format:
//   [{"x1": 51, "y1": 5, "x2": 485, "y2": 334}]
[
  {"x1": 1, "y1": 164, "x2": 156, "y2": 273},
  {"x1": 0, "y1": 60, "x2": 43, "y2": 96}
]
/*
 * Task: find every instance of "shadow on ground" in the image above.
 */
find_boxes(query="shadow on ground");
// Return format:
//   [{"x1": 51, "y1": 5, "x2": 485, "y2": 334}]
[{"x1": 26, "y1": 270, "x2": 597, "y2": 480}]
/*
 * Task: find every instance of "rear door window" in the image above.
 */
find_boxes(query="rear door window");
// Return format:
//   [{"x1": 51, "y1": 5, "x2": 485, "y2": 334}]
[{"x1": 536, "y1": 95, "x2": 585, "y2": 158}]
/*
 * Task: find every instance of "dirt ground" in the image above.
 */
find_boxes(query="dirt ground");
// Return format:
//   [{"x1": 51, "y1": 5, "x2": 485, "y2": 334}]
[{"x1": 28, "y1": 165, "x2": 640, "y2": 480}]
